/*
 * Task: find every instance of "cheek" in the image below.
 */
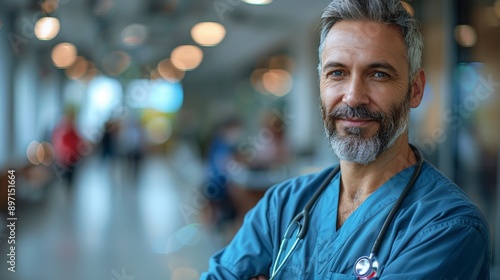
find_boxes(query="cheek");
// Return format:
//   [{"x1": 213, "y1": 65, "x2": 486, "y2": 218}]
[{"x1": 320, "y1": 81, "x2": 342, "y2": 110}]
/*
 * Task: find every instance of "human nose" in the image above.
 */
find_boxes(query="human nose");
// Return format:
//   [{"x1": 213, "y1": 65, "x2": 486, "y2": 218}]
[{"x1": 342, "y1": 75, "x2": 369, "y2": 108}]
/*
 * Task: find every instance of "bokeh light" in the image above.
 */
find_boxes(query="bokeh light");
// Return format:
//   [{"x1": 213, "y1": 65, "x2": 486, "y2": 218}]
[
  {"x1": 126, "y1": 79, "x2": 184, "y2": 113},
  {"x1": 34, "y1": 17, "x2": 60, "y2": 40},
  {"x1": 190, "y1": 22, "x2": 226, "y2": 46},
  {"x1": 88, "y1": 76, "x2": 122, "y2": 111},
  {"x1": 65, "y1": 56, "x2": 89, "y2": 80},
  {"x1": 83, "y1": 62, "x2": 98, "y2": 81},
  {"x1": 121, "y1": 23, "x2": 149, "y2": 47},
  {"x1": 157, "y1": 59, "x2": 185, "y2": 82},
  {"x1": 251, "y1": 67, "x2": 293, "y2": 97},
  {"x1": 27, "y1": 141, "x2": 41, "y2": 165},
  {"x1": 242, "y1": 0, "x2": 273, "y2": 5},
  {"x1": 37, "y1": 142, "x2": 55, "y2": 166},
  {"x1": 145, "y1": 116, "x2": 172, "y2": 144},
  {"x1": 251, "y1": 68, "x2": 268, "y2": 94},
  {"x1": 454, "y1": 25, "x2": 477, "y2": 47},
  {"x1": 102, "y1": 51, "x2": 131, "y2": 76},
  {"x1": 150, "y1": 81, "x2": 184, "y2": 113},
  {"x1": 51, "y1": 42, "x2": 77, "y2": 68},
  {"x1": 41, "y1": 0, "x2": 59, "y2": 14},
  {"x1": 262, "y1": 69, "x2": 293, "y2": 97},
  {"x1": 170, "y1": 45, "x2": 203, "y2": 71},
  {"x1": 27, "y1": 141, "x2": 54, "y2": 166}
]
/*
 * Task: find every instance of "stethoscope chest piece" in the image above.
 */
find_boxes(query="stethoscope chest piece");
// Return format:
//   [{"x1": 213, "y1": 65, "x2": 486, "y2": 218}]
[{"x1": 354, "y1": 254, "x2": 379, "y2": 280}]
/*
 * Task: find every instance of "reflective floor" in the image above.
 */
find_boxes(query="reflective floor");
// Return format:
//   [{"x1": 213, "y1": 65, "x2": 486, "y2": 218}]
[{"x1": 0, "y1": 146, "x2": 231, "y2": 280}]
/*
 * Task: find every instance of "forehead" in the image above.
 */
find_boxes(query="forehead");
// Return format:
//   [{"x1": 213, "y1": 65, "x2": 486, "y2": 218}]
[{"x1": 322, "y1": 20, "x2": 408, "y2": 68}]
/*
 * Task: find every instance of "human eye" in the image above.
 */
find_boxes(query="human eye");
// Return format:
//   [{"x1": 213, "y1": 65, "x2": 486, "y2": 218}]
[
  {"x1": 326, "y1": 70, "x2": 345, "y2": 79},
  {"x1": 373, "y1": 71, "x2": 390, "y2": 79}
]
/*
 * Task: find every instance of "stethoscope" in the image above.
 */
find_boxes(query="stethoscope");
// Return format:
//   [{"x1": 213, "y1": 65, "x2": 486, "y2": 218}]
[{"x1": 269, "y1": 145, "x2": 423, "y2": 280}]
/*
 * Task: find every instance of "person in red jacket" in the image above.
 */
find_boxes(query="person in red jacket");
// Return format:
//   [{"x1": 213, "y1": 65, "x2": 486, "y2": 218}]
[{"x1": 52, "y1": 108, "x2": 85, "y2": 188}]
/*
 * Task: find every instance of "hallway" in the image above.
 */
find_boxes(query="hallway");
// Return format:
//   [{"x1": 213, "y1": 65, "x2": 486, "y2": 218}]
[{"x1": 0, "y1": 147, "x2": 227, "y2": 280}]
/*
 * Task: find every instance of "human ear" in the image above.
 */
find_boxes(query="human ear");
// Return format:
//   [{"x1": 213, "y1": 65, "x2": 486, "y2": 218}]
[{"x1": 409, "y1": 69, "x2": 426, "y2": 108}]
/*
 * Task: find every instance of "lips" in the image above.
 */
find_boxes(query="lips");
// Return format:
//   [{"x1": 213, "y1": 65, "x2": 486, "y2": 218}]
[{"x1": 340, "y1": 118, "x2": 376, "y2": 127}]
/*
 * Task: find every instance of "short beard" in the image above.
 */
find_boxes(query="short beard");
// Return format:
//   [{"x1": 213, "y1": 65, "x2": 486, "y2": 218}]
[{"x1": 321, "y1": 91, "x2": 411, "y2": 165}]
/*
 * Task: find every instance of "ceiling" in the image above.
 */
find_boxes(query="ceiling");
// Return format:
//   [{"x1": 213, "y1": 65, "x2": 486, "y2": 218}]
[{"x1": 4, "y1": 0, "x2": 332, "y2": 84}]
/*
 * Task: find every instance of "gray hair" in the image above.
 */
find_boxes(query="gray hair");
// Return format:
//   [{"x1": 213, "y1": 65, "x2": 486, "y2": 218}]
[{"x1": 318, "y1": 0, "x2": 423, "y2": 81}]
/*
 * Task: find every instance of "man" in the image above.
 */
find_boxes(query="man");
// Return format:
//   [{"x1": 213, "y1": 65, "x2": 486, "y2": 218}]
[{"x1": 201, "y1": 0, "x2": 491, "y2": 279}]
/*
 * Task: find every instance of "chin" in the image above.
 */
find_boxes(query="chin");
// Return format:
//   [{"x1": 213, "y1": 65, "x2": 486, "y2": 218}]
[{"x1": 340, "y1": 127, "x2": 377, "y2": 139}]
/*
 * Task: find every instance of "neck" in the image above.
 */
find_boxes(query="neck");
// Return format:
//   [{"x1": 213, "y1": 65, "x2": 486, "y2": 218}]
[{"x1": 339, "y1": 135, "x2": 416, "y2": 202}]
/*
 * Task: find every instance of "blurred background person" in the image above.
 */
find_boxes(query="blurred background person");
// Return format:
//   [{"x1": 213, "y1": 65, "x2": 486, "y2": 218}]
[
  {"x1": 99, "y1": 118, "x2": 119, "y2": 164},
  {"x1": 51, "y1": 106, "x2": 86, "y2": 190},
  {"x1": 202, "y1": 116, "x2": 244, "y2": 231},
  {"x1": 230, "y1": 109, "x2": 291, "y2": 222},
  {"x1": 116, "y1": 112, "x2": 145, "y2": 184}
]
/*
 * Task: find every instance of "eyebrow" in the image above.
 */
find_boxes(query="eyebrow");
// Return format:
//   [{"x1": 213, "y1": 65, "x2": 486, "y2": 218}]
[
  {"x1": 321, "y1": 61, "x2": 399, "y2": 75},
  {"x1": 321, "y1": 61, "x2": 346, "y2": 72},
  {"x1": 367, "y1": 62, "x2": 398, "y2": 74}
]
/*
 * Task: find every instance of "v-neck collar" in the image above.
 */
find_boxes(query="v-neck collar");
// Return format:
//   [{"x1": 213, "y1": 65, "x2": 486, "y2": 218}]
[{"x1": 315, "y1": 164, "x2": 417, "y2": 273}]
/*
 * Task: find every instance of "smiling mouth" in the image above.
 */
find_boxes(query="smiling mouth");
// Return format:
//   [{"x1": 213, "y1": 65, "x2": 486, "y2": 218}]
[{"x1": 339, "y1": 118, "x2": 376, "y2": 127}]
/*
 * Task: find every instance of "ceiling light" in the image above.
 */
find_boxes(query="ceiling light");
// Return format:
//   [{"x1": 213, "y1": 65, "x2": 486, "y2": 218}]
[
  {"x1": 191, "y1": 22, "x2": 226, "y2": 46},
  {"x1": 34, "y1": 17, "x2": 60, "y2": 41},
  {"x1": 170, "y1": 45, "x2": 203, "y2": 71},
  {"x1": 242, "y1": 0, "x2": 273, "y2": 5},
  {"x1": 454, "y1": 25, "x2": 477, "y2": 47},
  {"x1": 157, "y1": 59, "x2": 185, "y2": 82},
  {"x1": 51, "y1": 42, "x2": 77, "y2": 68},
  {"x1": 65, "y1": 56, "x2": 89, "y2": 80},
  {"x1": 262, "y1": 69, "x2": 293, "y2": 97}
]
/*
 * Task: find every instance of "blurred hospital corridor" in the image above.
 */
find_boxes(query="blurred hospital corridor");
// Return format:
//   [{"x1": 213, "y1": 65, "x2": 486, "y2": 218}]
[{"x1": 0, "y1": 144, "x2": 231, "y2": 280}]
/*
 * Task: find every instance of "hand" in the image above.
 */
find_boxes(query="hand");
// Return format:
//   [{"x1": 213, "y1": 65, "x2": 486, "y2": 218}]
[{"x1": 250, "y1": 276, "x2": 268, "y2": 280}]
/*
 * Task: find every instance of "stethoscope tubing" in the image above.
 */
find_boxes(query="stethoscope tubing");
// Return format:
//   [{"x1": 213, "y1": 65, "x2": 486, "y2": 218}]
[
  {"x1": 269, "y1": 167, "x2": 339, "y2": 280},
  {"x1": 369, "y1": 145, "x2": 423, "y2": 257},
  {"x1": 269, "y1": 145, "x2": 424, "y2": 280}
]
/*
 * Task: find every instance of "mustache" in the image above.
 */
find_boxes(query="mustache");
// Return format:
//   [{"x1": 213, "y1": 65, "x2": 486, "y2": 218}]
[{"x1": 330, "y1": 105, "x2": 384, "y2": 121}]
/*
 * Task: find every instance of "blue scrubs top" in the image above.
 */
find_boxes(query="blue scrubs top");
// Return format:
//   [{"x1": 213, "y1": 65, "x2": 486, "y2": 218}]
[{"x1": 201, "y1": 162, "x2": 491, "y2": 279}]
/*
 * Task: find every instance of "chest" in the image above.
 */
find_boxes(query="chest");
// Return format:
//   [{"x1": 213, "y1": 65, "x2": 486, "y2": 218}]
[
  {"x1": 336, "y1": 194, "x2": 365, "y2": 229},
  {"x1": 273, "y1": 195, "x2": 400, "y2": 279}
]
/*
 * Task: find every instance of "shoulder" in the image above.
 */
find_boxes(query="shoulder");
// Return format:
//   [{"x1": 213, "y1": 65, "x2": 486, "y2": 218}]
[
  {"x1": 413, "y1": 162, "x2": 485, "y2": 216},
  {"x1": 404, "y1": 161, "x2": 490, "y2": 244},
  {"x1": 387, "y1": 162, "x2": 491, "y2": 275}
]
